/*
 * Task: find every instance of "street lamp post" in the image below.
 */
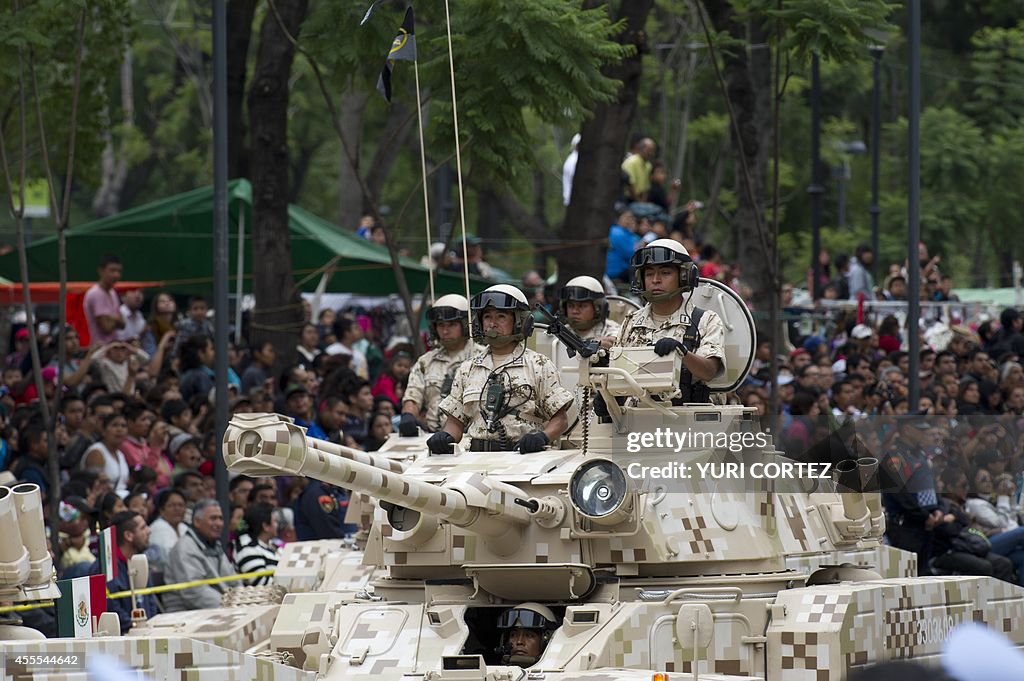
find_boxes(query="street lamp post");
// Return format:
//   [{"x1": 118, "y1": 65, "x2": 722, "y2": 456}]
[
  {"x1": 869, "y1": 45, "x2": 884, "y2": 280},
  {"x1": 834, "y1": 141, "x2": 866, "y2": 230},
  {"x1": 908, "y1": 0, "x2": 921, "y2": 408},
  {"x1": 809, "y1": 54, "x2": 824, "y2": 299}
]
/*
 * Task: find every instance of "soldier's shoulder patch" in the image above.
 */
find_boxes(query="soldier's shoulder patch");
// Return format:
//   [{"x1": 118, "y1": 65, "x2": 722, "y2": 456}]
[{"x1": 318, "y1": 495, "x2": 338, "y2": 513}]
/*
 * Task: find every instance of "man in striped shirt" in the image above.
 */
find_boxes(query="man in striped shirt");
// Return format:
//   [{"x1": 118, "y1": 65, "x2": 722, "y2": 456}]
[{"x1": 233, "y1": 503, "x2": 279, "y2": 585}]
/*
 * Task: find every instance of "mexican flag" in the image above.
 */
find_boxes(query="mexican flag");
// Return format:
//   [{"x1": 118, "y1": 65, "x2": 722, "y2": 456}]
[
  {"x1": 56, "y1": 574, "x2": 107, "y2": 638},
  {"x1": 97, "y1": 525, "x2": 117, "y2": 581}
]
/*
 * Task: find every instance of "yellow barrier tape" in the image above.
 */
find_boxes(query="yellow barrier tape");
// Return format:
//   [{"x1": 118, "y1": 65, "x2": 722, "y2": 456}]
[
  {"x1": 0, "y1": 569, "x2": 276, "y2": 614},
  {"x1": 106, "y1": 569, "x2": 275, "y2": 599},
  {"x1": 0, "y1": 601, "x2": 54, "y2": 614}
]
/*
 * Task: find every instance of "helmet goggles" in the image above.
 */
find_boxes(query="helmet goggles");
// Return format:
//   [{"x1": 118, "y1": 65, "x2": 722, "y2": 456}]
[
  {"x1": 630, "y1": 245, "x2": 689, "y2": 270},
  {"x1": 561, "y1": 286, "x2": 603, "y2": 303},
  {"x1": 496, "y1": 608, "x2": 555, "y2": 631},
  {"x1": 471, "y1": 291, "x2": 527, "y2": 312},
  {"x1": 427, "y1": 306, "x2": 466, "y2": 323}
]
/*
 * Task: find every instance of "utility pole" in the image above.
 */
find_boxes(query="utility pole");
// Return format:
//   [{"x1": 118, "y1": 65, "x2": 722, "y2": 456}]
[{"x1": 808, "y1": 53, "x2": 824, "y2": 299}]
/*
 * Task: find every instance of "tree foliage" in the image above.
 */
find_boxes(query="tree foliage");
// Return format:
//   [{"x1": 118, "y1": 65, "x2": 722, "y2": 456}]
[{"x1": 0, "y1": 0, "x2": 132, "y2": 192}]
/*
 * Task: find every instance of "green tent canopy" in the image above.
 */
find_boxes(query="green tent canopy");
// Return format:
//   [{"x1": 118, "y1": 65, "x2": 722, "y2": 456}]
[{"x1": 0, "y1": 179, "x2": 484, "y2": 297}]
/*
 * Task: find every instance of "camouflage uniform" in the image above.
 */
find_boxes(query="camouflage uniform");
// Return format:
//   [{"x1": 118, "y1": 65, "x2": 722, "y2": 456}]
[
  {"x1": 617, "y1": 297, "x2": 726, "y2": 403},
  {"x1": 404, "y1": 341, "x2": 480, "y2": 431},
  {"x1": 578, "y1": 318, "x2": 621, "y2": 342},
  {"x1": 438, "y1": 343, "x2": 573, "y2": 448}
]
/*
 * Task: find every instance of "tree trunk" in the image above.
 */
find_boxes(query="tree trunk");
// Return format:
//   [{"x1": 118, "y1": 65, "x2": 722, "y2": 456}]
[
  {"x1": 476, "y1": 188, "x2": 502, "y2": 248},
  {"x1": 92, "y1": 47, "x2": 134, "y2": 217},
  {"x1": 227, "y1": 0, "x2": 258, "y2": 180},
  {"x1": 706, "y1": 1, "x2": 774, "y2": 329},
  {"x1": 337, "y1": 85, "x2": 367, "y2": 229},
  {"x1": 290, "y1": 141, "x2": 316, "y2": 203},
  {"x1": 364, "y1": 100, "x2": 415, "y2": 214},
  {"x1": 247, "y1": 0, "x2": 309, "y2": 375},
  {"x1": 557, "y1": 0, "x2": 656, "y2": 288}
]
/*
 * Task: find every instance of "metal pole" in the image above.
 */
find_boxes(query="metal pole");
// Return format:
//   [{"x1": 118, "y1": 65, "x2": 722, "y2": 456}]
[
  {"x1": 869, "y1": 46, "x2": 883, "y2": 281},
  {"x1": 907, "y1": 0, "x2": 921, "y2": 408},
  {"x1": 212, "y1": 0, "x2": 230, "y2": 543},
  {"x1": 837, "y1": 165, "x2": 846, "y2": 230},
  {"x1": 234, "y1": 210, "x2": 245, "y2": 346},
  {"x1": 808, "y1": 53, "x2": 824, "y2": 300}
]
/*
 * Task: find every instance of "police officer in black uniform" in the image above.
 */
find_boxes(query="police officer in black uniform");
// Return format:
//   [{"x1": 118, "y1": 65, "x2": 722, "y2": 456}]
[{"x1": 880, "y1": 411, "x2": 942, "y2": 574}]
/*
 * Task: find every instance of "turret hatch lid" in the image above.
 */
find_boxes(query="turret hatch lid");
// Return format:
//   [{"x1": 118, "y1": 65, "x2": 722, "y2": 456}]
[{"x1": 691, "y1": 278, "x2": 756, "y2": 393}]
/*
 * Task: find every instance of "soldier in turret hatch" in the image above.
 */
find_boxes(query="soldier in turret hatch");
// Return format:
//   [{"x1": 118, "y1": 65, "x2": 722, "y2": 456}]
[
  {"x1": 559, "y1": 276, "x2": 620, "y2": 351},
  {"x1": 617, "y1": 238, "x2": 726, "y2": 404},
  {"x1": 428, "y1": 285, "x2": 573, "y2": 454},
  {"x1": 400, "y1": 294, "x2": 480, "y2": 436},
  {"x1": 495, "y1": 602, "x2": 560, "y2": 667}
]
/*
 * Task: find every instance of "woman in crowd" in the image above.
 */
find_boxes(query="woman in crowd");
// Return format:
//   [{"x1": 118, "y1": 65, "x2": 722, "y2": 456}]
[
  {"x1": 147, "y1": 292, "x2": 178, "y2": 345},
  {"x1": 81, "y1": 413, "x2": 131, "y2": 494},
  {"x1": 371, "y1": 352, "x2": 412, "y2": 409},
  {"x1": 364, "y1": 412, "x2": 394, "y2": 452},
  {"x1": 148, "y1": 489, "x2": 188, "y2": 563},
  {"x1": 297, "y1": 323, "x2": 322, "y2": 368},
  {"x1": 958, "y1": 380, "x2": 982, "y2": 416}
]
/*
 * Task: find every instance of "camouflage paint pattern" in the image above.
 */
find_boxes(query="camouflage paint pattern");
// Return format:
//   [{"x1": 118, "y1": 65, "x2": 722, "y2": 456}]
[
  {"x1": 404, "y1": 341, "x2": 480, "y2": 432},
  {"x1": 437, "y1": 343, "x2": 574, "y2": 443},
  {"x1": 0, "y1": 635, "x2": 313, "y2": 680}
]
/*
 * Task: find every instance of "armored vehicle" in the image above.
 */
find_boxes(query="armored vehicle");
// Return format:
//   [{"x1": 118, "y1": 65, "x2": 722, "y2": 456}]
[
  {"x1": 3, "y1": 279, "x2": 1022, "y2": 680},
  {"x1": 213, "y1": 279, "x2": 1023, "y2": 680}
]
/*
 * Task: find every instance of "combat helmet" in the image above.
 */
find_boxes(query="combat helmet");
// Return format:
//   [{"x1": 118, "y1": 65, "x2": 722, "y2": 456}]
[
  {"x1": 630, "y1": 238, "x2": 699, "y2": 301},
  {"x1": 427, "y1": 294, "x2": 470, "y2": 348},
  {"x1": 559, "y1": 276, "x2": 608, "y2": 332},
  {"x1": 470, "y1": 284, "x2": 534, "y2": 345},
  {"x1": 496, "y1": 602, "x2": 559, "y2": 667}
]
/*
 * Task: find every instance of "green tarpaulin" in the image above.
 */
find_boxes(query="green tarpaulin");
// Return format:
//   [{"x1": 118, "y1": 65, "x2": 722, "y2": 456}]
[{"x1": 0, "y1": 179, "x2": 483, "y2": 296}]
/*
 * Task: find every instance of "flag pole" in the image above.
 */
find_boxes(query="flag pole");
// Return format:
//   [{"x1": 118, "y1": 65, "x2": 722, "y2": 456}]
[
  {"x1": 442, "y1": 0, "x2": 471, "y2": 304},
  {"x1": 413, "y1": 58, "x2": 435, "y2": 303}
]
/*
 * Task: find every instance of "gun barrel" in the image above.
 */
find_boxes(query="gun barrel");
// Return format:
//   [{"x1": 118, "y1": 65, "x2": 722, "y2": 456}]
[
  {"x1": 230, "y1": 413, "x2": 406, "y2": 474},
  {"x1": 0, "y1": 486, "x2": 29, "y2": 586},
  {"x1": 224, "y1": 415, "x2": 531, "y2": 536},
  {"x1": 307, "y1": 434, "x2": 407, "y2": 474}
]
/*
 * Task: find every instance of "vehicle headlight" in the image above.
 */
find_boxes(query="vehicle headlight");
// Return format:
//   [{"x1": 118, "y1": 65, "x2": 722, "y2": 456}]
[{"x1": 569, "y1": 459, "x2": 632, "y2": 525}]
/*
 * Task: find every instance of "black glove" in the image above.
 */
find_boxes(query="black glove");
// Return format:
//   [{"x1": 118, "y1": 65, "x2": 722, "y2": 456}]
[
  {"x1": 516, "y1": 431, "x2": 549, "y2": 454},
  {"x1": 399, "y1": 413, "x2": 419, "y2": 437},
  {"x1": 592, "y1": 392, "x2": 609, "y2": 418},
  {"x1": 653, "y1": 337, "x2": 688, "y2": 357},
  {"x1": 426, "y1": 430, "x2": 455, "y2": 455}
]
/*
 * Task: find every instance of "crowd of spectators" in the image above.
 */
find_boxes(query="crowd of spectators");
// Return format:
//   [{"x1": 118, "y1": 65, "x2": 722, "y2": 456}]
[
  {"x1": 0, "y1": 253, "x2": 423, "y2": 634},
  {"x1": 735, "y1": 255, "x2": 1024, "y2": 587}
]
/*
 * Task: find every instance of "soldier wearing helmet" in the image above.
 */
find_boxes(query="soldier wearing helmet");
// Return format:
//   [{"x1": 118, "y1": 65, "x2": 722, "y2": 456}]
[
  {"x1": 495, "y1": 602, "x2": 559, "y2": 667},
  {"x1": 559, "y1": 276, "x2": 620, "y2": 351},
  {"x1": 429, "y1": 285, "x2": 573, "y2": 454},
  {"x1": 618, "y1": 238, "x2": 726, "y2": 403},
  {"x1": 400, "y1": 295, "x2": 480, "y2": 435}
]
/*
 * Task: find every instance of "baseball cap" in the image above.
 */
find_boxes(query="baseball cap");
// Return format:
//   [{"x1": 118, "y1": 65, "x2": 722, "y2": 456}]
[
  {"x1": 777, "y1": 372, "x2": 795, "y2": 387},
  {"x1": 168, "y1": 432, "x2": 201, "y2": 457},
  {"x1": 284, "y1": 383, "x2": 310, "y2": 401},
  {"x1": 14, "y1": 328, "x2": 29, "y2": 341},
  {"x1": 851, "y1": 324, "x2": 873, "y2": 340}
]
